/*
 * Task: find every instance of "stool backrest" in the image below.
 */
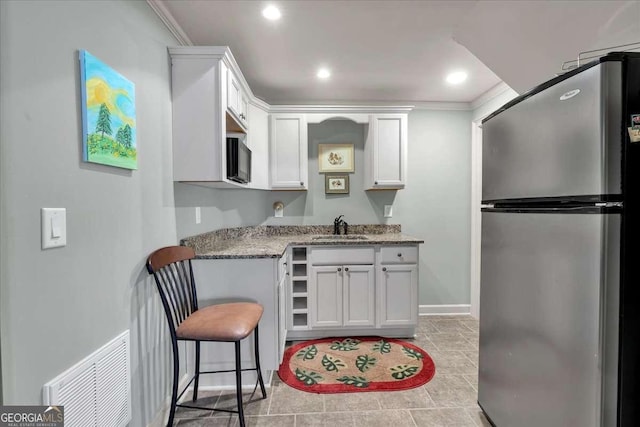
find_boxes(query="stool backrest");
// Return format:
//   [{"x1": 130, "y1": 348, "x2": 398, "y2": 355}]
[{"x1": 146, "y1": 246, "x2": 199, "y2": 333}]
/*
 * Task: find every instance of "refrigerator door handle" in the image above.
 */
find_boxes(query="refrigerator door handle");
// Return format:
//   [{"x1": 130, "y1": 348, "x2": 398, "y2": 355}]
[{"x1": 595, "y1": 202, "x2": 623, "y2": 208}]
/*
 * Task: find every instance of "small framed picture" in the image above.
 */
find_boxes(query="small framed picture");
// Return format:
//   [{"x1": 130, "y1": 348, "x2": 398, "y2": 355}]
[
  {"x1": 318, "y1": 143, "x2": 354, "y2": 173},
  {"x1": 325, "y1": 174, "x2": 349, "y2": 194}
]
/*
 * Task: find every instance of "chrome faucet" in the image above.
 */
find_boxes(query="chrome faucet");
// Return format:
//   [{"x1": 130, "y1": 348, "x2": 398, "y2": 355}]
[{"x1": 333, "y1": 215, "x2": 344, "y2": 235}]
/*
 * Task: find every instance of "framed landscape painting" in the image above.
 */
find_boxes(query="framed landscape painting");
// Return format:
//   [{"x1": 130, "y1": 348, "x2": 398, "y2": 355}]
[
  {"x1": 318, "y1": 144, "x2": 354, "y2": 173},
  {"x1": 80, "y1": 50, "x2": 137, "y2": 169}
]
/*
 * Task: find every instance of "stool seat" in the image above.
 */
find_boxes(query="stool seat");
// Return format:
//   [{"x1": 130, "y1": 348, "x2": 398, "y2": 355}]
[{"x1": 177, "y1": 302, "x2": 264, "y2": 342}]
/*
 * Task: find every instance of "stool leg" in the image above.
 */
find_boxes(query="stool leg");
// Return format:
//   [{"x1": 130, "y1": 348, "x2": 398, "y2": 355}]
[
  {"x1": 193, "y1": 341, "x2": 201, "y2": 401},
  {"x1": 167, "y1": 339, "x2": 179, "y2": 427},
  {"x1": 235, "y1": 341, "x2": 245, "y2": 427},
  {"x1": 254, "y1": 325, "x2": 267, "y2": 399}
]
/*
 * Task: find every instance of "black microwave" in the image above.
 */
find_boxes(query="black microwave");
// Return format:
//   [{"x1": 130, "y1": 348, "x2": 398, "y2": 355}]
[{"x1": 226, "y1": 137, "x2": 251, "y2": 183}]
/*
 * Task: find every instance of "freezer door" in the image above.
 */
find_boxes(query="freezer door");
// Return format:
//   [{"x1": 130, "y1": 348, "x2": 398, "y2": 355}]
[
  {"x1": 478, "y1": 211, "x2": 620, "y2": 427},
  {"x1": 482, "y1": 61, "x2": 622, "y2": 201}
]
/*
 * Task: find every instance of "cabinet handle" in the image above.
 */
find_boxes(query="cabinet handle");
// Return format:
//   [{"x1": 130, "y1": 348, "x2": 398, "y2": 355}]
[
  {"x1": 382, "y1": 267, "x2": 387, "y2": 272},
  {"x1": 300, "y1": 182, "x2": 304, "y2": 186},
  {"x1": 337, "y1": 268, "x2": 342, "y2": 272},
  {"x1": 286, "y1": 272, "x2": 290, "y2": 276},
  {"x1": 345, "y1": 267, "x2": 349, "y2": 272},
  {"x1": 397, "y1": 253, "x2": 402, "y2": 257},
  {"x1": 374, "y1": 181, "x2": 378, "y2": 185}
]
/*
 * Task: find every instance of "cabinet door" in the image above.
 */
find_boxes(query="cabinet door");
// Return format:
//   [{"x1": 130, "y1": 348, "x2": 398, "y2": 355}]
[
  {"x1": 310, "y1": 266, "x2": 342, "y2": 328},
  {"x1": 170, "y1": 55, "x2": 225, "y2": 182},
  {"x1": 366, "y1": 114, "x2": 407, "y2": 189},
  {"x1": 277, "y1": 274, "x2": 288, "y2": 363},
  {"x1": 378, "y1": 264, "x2": 418, "y2": 326},
  {"x1": 270, "y1": 114, "x2": 308, "y2": 189},
  {"x1": 343, "y1": 265, "x2": 375, "y2": 327},
  {"x1": 240, "y1": 93, "x2": 249, "y2": 127},
  {"x1": 227, "y1": 70, "x2": 241, "y2": 118}
]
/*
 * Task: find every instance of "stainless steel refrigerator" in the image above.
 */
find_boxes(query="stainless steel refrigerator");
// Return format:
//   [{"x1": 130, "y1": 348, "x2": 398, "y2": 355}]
[{"x1": 478, "y1": 52, "x2": 640, "y2": 426}]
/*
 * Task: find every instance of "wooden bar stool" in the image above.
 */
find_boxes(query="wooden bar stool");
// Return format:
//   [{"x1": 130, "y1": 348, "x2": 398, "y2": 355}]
[{"x1": 146, "y1": 246, "x2": 267, "y2": 426}]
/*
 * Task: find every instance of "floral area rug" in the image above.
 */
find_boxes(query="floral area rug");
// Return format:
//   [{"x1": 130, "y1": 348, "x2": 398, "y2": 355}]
[{"x1": 277, "y1": 337, "x2": 435, "y2": 393}]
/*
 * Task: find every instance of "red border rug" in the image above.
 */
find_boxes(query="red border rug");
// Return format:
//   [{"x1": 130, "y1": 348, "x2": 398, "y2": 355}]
[{"x1": 277, "y1": 337, "x2": 436, "y2": 393}]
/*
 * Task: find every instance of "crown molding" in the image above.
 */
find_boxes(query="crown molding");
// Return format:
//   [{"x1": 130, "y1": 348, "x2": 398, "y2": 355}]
[
  {"x1": 169, "y1": 46, "x2": 259, "y2": 106},
  {"x1": 470, "y1": 82, "x2": 513, "y2": 111},
  {"x1": 147, "y1": 0, "x2": 193, "y2": 46},
  {"x1": 411, "y1": 101, "x2": 471, "y2": 111},
  {"x1": 268, "y1": 105, "x2": 414, "y2": 114},
  {"x1": 250, "y1": 97, "x2": 271, "y2": 112}
]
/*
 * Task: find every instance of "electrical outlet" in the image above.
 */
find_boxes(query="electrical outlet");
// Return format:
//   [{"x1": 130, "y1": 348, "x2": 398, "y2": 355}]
[
  {"x1": 384, "y1": 205, "x2": 393, "y2": 218},
  {"x1": 195, "y1": 207, "x2": 201, "y2": 224},
  {"x1": 273, "y1": 201, "x2": 284, "y2": 218}
]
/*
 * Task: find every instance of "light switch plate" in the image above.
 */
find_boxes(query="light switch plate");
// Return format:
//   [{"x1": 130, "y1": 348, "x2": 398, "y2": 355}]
[
  {"x1": 41, "y1": 208, "x2": 67, "y2": 249},
  {"x1": 384, "y1": 205, "x2": 393, "y2": 218}
]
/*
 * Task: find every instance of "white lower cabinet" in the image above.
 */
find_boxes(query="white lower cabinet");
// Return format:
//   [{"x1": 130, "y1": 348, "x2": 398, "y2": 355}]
[
  {"x1": 309, "y1": 265, "x2": 375, "y2": 328},
  {"x1": 289, "y1": 244, "x2": 419, "y2": 339},
  {"x1": 343, "y1": 265, "x2": 375, "y2": 327},
  {"x1": 310, "y1": 266, "x2": 343, "y2": 328},
  {"x1": 377, "y1": 263, "x2": 418, "y2": 327},
  {"x1": 277, "y1": 254, "x2": 288, "y2": 363}
]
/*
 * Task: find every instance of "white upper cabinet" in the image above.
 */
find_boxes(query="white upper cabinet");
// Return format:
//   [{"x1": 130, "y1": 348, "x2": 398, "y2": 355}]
[
  {"x1": 227, "y1": 70, "x2": 249, "y2": 130},
  {"x1": 240, "y1": 92, "x2": 249, "y2": 128},
  {"x1": 269, "y1": 114, "x2": 308, "y2": 190},
  {"x1": 227, "y1": 70, "x2": 241, "y2": 119},
  {"x1": 365, "y1": 114, "x2": 408, "y2": 190},
  {"x1": 246, "y1": 104, "x2": 269, "y2": 190},
  {"x1": 170, "y1": 47, "x2": 248, "y2": 187},
  {"x1": 168, "y1": 47, "x2": 411, "y2": 191}
]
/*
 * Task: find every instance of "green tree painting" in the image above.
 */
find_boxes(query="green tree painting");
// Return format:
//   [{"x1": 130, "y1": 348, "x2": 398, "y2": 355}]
[
  {"x1": 80, "y1": 50, "x2": 137, "y2": 169},
  {"x1": 95, "y1": 103, "x2": 112, "y2": 141}
]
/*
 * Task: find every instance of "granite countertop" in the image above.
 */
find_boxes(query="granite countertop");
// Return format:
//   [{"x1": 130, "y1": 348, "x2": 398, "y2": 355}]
[{"x1": 181, "y1": 225, "x2": 424, "y2": 259}]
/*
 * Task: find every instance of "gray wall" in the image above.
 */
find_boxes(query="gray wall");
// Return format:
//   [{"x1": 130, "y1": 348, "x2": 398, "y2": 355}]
[
  {"x1": 0, "y1": 1, "x2": 178, "y2": 425},
  {"x1": 175, "y1": 110, "x2": 472, "y2": 306}
]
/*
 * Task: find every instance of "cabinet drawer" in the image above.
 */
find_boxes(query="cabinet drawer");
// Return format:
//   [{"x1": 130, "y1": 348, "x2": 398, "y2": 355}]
[
  {"x1": 380, "y1": 246, "x2": 418, "y2": 264},
  {"x1": 310, "y1": 247, "x2": 374, "y2": 265}
]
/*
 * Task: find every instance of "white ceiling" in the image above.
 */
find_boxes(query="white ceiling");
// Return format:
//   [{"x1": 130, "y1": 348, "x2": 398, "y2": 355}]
[
  {"x1": 158, "y1": 0, "x2": 640, "y2": 105},
  {"x1": 454, "y1": 1, "x2": 640, "y2": 95}
]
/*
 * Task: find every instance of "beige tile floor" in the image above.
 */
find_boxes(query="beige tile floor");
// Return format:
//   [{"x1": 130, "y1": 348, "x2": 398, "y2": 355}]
[{"x1": 175, "y1": 315, "x2": 490, "y2": 426}]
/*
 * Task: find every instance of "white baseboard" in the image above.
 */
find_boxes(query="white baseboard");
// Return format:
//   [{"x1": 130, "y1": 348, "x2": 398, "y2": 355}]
[
  {"x1": 148, "y1": 373, "x2": 190, "y2": 427},
  {"x1": 178, "y1": 370, "x2": 273, "y2": 396},
  {"x1": 419, "y1": 304, "x2": 471, "y2": 316}
]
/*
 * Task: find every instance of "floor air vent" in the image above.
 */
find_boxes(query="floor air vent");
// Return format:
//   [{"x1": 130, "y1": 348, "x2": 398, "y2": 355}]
[{"x1": 43, "y1": 330, "x2": 131, "y2": 427}]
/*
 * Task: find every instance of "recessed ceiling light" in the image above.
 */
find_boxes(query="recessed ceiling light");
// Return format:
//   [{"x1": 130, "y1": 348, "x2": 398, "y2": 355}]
[
  {"x1": 446, "y1": 71, "x2": 468, "y2": 85},
  {"x1": 262, "y1": 5, "x2": 281, "y2": 21},
  {"x1": 317, "y1": 68, "x2": 331, "y2": 79}
]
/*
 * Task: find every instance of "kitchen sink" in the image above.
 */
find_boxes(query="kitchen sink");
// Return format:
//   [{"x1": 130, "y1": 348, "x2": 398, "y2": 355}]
[{"x1": 311, "y1": 235, "x2": 369, "y2": 241}]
